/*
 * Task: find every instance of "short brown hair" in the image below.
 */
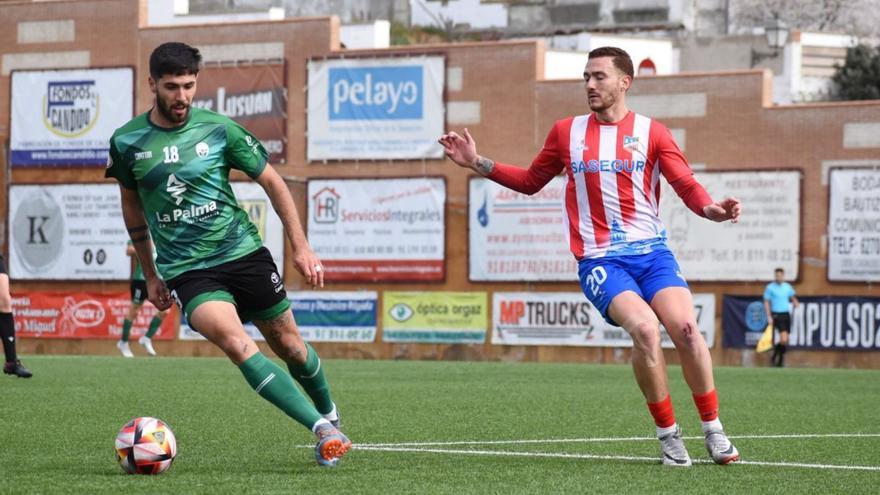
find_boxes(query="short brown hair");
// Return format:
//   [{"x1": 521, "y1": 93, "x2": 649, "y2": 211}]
[{"x1": 588, "y1": 46, "x2": 634, "y2": 79}]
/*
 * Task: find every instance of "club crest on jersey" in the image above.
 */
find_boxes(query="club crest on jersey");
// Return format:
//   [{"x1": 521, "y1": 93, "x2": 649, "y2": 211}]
[
  {"x1": 623, "y1": 135, "x2": 639, "y2": 150},
  {"x1": 195, "y1": 142, "x2": 209, "y2": 158}
]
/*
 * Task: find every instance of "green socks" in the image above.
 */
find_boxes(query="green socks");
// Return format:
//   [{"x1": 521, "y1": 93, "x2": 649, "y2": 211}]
[
  {"x1": 144, "y1": 316, "x2": 163, "y2": 338},
  {"x1": 121, "y1": 319, "x2": 132, "y2": 342},
  {"x1": 287, "y1": 343, "x2": 335, "y2": 415},
  {"x1": 239, "y1": 352, "x2": 322, "y2": 429}
]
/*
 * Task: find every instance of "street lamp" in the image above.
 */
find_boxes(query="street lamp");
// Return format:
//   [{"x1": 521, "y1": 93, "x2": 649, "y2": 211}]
[{"x1": 750, "y1": 17, "x2": 789, "y2": 67}]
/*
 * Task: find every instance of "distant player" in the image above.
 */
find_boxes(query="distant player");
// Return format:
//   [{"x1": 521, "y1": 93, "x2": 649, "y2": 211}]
[
  {"x1": 117, "y1": 241, "x2": 168, "y2": 358},
  {"x1": 763, "y1": 267, "x2": 799, "y2": 367},
  {"x1": 1, "y1": 255, "x2": 32, "y2": 378},
  {"x1": 105, "y1": 42, "x2": 350, "y2": 466},
  {"x1": 440, "y1": 46, "x2": 741, "y2": 466}
]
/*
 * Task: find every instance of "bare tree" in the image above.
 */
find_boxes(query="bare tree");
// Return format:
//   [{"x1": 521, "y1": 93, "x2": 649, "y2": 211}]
[{"x1": 731, "y1": 0, "x2": 880, "y2": 37}]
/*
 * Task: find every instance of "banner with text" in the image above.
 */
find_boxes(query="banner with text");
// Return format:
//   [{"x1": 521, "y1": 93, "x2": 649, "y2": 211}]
[
  {"x1": 659, "y1": 170, "x2": 801, "y2": 280},
  {"x1": 722, "y1": 295, "x2": 880, "y2": 350},
  {"x1": 469, "y1": 177, "x2": 577, "y2": 281},
  {"x1": 828, "y1": 168, "x2": 880, "y2": 282},
  {"x1": 179, "y1": 291, "x2": 377, "y2": 343},
  {"x1": 289, "y1": 291, "x2": 377, "y2": 342},
  {"x1": 383, "y1": 292, "x2": 487, "y2": 344},
  {"x1": 9, "y1": 184, "x2": 128, "y2": 279},
  {"x1": 307, "y1": 56, "x2": 445, "y2": 160},
  {"x1": 193, "y1": 63, "x2": 287, "y2": 164},
  {"x1": 492, "y1": 292, "x2": 715, "y2": 348},
  {"x1": 10, "y1": 67, "x2": 133, "y2": 167},
  {"x1": 11, "y1": 292, "x2": 176, "y2": 340},
  {"x1": 307, "y1": 178, "x2": 445, "y2": 281}
]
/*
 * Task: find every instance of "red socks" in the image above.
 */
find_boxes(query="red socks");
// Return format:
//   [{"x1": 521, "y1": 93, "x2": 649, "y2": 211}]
[
  {"x1": 647, "y1": 395, "x2": 676, "y2": 428},
  {"x1": 692, "y1": 389, "x2": 719, "y2": 422}
]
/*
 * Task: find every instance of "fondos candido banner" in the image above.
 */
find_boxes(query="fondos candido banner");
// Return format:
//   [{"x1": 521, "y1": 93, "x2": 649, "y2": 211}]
[{"x1": 10, "y1": 67, "x2": 133, "y2": 167}]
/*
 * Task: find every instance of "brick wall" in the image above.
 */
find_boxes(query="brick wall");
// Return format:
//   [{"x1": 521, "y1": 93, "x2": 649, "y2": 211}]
[{"x1": 1, "y1": 0, "x2": 878, "y2": 367}]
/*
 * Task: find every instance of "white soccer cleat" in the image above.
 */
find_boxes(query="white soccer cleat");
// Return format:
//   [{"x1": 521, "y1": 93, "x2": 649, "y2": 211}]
[
  {"x1": 705, "y1": 428, "x2": 740, "y2": 465},
  {"x1": 117, "y1": 340, "x2": 134, "y2": 358},
  {"x1": 658, "y1": 425, "x2": 692, "y2": 467},
  {"x1": 138, "y1": 336, "x2": 157, "y2": 356}
]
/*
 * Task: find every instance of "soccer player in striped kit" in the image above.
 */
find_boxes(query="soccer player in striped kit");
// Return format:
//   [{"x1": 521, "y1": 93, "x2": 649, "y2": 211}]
[{"x1": 440, "y1": 46, "x2": 741, "y2": 466}]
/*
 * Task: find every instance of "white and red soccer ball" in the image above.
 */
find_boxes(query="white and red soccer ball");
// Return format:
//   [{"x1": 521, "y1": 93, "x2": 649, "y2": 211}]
[{"x1": 115, "y1": 417, "x2": 177, "y2": 474}]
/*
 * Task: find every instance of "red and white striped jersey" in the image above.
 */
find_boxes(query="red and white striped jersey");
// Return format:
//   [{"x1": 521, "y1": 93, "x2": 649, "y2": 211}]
[{"x1": 488, "y1": 111, "x2": 707, "y2": 259}]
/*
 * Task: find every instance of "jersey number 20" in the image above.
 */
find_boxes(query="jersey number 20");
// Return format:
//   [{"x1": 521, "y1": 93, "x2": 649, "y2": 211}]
[{"x1": 585, "y1": 266, "x2": 607, "y2": 297}]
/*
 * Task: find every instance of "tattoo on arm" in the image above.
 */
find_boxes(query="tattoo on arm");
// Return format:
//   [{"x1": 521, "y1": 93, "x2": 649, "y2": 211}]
[
  {"x1": 127, "y1": 225, "x2": 148, "y2": 234},
  {"x1": 130, "y1": 234, "x2": 149, "y2": 243},
  {"x1": 474, "y1": 156, "x2": 495, "y2": 176}
]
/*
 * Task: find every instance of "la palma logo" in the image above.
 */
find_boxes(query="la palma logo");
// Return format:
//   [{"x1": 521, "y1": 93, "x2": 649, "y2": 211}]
[{"x1": 43, "y1": 80, "x2": 99, "y2": 137}]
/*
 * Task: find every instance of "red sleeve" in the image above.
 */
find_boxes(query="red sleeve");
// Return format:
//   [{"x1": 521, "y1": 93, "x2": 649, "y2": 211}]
[
  {"x1": 652, "y1": 120, "x2": 712, "y2": 217},
  {"x1": 652, "y1": 121, "x2": 691, "y2": 184},
  {"x1": 486, "y1": 123, "x2": 565, "y2": 195},
  {"x1": 669, "y1": 174, "x2": 713, "y2": 217}
]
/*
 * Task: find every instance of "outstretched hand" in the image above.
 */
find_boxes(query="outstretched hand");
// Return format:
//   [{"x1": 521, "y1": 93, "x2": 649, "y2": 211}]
[
  {"x1": 703, "y1": 197, "x2": 742, "y2": 223},
  {"x1": 293, "y1": 246, "x2": 325, "y2": 289},
  {"x1": 438, "y1": 128, "x2": 478, "y2": 169}
]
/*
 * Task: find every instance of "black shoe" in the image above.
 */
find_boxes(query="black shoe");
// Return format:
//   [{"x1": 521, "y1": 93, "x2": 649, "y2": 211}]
[{"x1": 4, "y1": 360, "x2": 33, "y2": 378}]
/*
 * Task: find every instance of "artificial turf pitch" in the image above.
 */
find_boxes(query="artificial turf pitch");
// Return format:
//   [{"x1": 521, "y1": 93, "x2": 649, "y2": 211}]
[{"x1": 2, "y1": 356, "x2": 878, "y2": 494}]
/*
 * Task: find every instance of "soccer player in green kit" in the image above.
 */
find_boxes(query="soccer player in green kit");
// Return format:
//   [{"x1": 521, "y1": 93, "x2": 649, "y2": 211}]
[{"x1": 105, "y1": 42, "x2": 351, "y2": 467}]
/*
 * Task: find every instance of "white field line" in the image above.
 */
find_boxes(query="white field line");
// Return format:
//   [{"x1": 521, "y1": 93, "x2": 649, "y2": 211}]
[
  {"x1": 355, "y1": 432, "x2": 880, "y2": 448},
  {"x1": 352, "y1": 445, "x2": 880, "y2": 472}
]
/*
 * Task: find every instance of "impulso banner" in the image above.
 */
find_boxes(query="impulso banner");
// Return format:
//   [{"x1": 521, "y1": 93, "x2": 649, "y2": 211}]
[
  {"x1": 12, "y1": 292, "x2": 176, "y2": 340},
  {"x1": 493, "y1": 292, "x2": 716, "y2": 348},
  {"x1": 469, "y1": 177, "x2": 577, "y2": 281},
  {"x1": 192, "y1": 63, "x2": 287, "y2": 164},
  {"x1": 659, "y1": 170, "x2": 801, "y2": 280},
  {"x1": 307, "y1": 56, "x2": 445, "y2": 160},
  {"x1": 307, "y1": 178, "x2": 445, "y2": 282},
  {"x1": 9, "y1": 184, "x2": 129, "y2": 280},
  {"x1": 10, "y1": 67, "x2": 133, "y2": 167},
  {"x1": 383, "y1": 292, "x2": 487, "y2": 344},
  {"x1": 179, "y1": 292, "x2": 377, "y2": 343},
  {"x1": 722, "y1": 295, "x2": 880, "y2": 350},
  {"x1": 827, "y1": 168, "x2": 880, "y2": 282}
]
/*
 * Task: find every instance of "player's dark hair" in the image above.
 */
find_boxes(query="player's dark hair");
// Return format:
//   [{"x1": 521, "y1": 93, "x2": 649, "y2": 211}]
[
  {"x1": 588, "y1": 46, "x2": 634, "y2": 79},
  {"x1": 775, "y1": 267, "x2": 784, "y2": 274},
  {"x1": 149, "y1": 42, "x2": 202, "y2": 80}
]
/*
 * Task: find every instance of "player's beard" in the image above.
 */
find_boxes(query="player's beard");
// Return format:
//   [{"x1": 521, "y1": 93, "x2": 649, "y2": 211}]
[
  {"x1": 156, "y1": 97, "x2": 189, "y2": 124},
  {"x1": 587, "y1": 91, "x2": 617, "y2": 113}
]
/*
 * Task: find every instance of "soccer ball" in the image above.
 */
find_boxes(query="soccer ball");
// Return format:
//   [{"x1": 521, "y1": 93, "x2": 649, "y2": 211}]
[{"x1": 114, "y1": 417, "x2": 177, "y2": 474}]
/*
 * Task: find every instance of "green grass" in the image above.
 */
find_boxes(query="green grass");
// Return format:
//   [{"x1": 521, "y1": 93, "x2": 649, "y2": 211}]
[{"x1": 2, "y1": 356, "x2": 879, "y2": 494}]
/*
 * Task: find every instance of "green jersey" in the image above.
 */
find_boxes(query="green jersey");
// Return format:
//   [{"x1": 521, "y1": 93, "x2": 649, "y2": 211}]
[{"x1": 106, "y1": 107, "x2": 268, "y2": 280}]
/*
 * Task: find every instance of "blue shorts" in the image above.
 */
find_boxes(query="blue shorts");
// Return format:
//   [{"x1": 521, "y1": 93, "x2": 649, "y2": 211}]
[{"x1": 577, "y1": 248, "x2": 689, "y2": 326}]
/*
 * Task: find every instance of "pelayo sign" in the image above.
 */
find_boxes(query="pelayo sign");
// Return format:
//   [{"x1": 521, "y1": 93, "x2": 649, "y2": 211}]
[{"x1": 307, "y1": 56, "x2": 444, "y2": 160}]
